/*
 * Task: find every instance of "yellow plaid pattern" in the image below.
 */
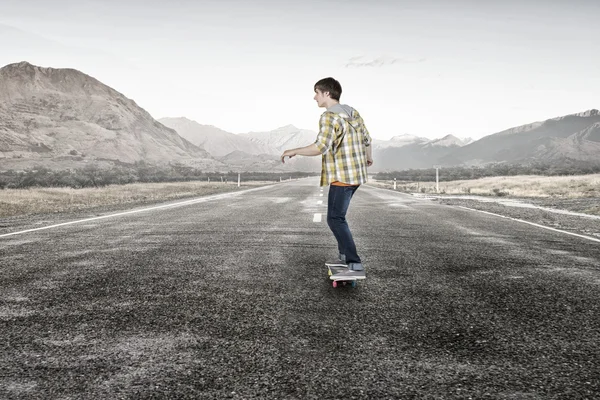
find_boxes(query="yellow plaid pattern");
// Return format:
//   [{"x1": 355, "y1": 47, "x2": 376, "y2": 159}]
[{"x1": 314, "y1": 109, "x2": 372, "y2": 187}]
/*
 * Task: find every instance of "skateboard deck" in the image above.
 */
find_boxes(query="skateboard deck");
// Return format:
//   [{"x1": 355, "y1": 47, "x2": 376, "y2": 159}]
[{"x1": 327, "y1": 264, "x2": 365, "y2": 288}]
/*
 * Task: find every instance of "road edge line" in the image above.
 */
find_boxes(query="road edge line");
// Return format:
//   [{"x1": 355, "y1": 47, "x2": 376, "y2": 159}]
[
  {"x1": 0, "y1": 184, "x2": 276, "y2": 239},
  {"x1": 457, "y1": 206, "x2": 600, "y2": 244}
]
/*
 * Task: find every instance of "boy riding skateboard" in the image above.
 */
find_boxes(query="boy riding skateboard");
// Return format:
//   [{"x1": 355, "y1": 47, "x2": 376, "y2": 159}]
[{"x1": 281, "y1": 77, "x2": 373, "y2": 278}]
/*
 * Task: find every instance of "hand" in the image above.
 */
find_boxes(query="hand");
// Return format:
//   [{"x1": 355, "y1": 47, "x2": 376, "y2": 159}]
[
  {"x1": 281, "y1": 150, "x2": 296, "y2": 163},
  {"x1": 367, "y1": 158, "x2": 373, "y2": 167}
]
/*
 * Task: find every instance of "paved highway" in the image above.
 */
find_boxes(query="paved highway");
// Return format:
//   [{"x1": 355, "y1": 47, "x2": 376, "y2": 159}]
[{"x1": 1, "y1": 178, "x2": 599, "y2": 399}]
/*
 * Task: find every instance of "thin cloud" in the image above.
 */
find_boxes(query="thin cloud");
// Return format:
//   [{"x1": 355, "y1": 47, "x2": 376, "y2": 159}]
[{"x1": 345, "y1": 55, "x2": 426, "y2": 68}]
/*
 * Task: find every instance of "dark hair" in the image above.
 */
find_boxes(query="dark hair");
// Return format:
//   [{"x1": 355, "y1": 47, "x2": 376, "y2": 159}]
[{"x1": 314, "y1": 77, "x2": 342, "y2": 101}]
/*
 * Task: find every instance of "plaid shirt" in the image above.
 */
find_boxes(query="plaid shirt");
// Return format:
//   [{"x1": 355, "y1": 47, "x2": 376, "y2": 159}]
[{"x1": 314, "y1": 108, "x2": 372, "y2": 187}]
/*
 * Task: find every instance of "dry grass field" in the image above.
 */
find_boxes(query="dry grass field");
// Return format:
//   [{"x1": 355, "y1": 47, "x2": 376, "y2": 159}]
[
  {"x1": 0, "y1": 181, "x2": 275, "y2": 218},
  {"x1": 370, "y1": 174, "x2": 600, "y2": 198}
]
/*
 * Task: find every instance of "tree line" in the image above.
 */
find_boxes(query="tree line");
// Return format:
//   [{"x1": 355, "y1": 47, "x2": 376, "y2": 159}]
[
  {"x1": 0, "y1": 162, "x2": 316, "y2": 189},
  {"x1": 4, "y1": 160, "x2": 599, "y2": 189}
]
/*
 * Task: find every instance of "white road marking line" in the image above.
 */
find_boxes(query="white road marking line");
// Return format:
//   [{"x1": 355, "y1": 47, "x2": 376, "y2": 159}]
[
  {"x1": 320, "y1": 194, "x2": 324, "y2": 197},
  {"x1": 313, "y1": 213, "x2": 322, "y2": 222},
  {"x1": 317, "y1": 201, "x2": 323, "y2": 205},
  {"x1": 457, "y1": 206, "x2": 600, "y2": 244},
  {"x1": 0, "y1": 185, "x2": 274, "y2": 239}
]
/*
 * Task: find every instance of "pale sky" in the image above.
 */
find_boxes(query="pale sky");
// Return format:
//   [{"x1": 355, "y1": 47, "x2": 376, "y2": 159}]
[{"x1": 1, "y1": 0, "x2": 599, "y2": 140}]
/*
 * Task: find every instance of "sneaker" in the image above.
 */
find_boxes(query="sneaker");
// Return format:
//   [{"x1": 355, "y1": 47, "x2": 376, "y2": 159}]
[{"x1": 348, "y1": 262, "x2": 365, "y2": 271}]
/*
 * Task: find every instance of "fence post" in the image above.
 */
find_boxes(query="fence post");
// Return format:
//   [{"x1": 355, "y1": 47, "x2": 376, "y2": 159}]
[{"x1": 433, "y1": 165, "x2": 441, "y2": 193}]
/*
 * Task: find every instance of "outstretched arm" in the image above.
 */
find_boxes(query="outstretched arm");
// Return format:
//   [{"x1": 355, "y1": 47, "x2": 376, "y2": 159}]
[
  {"x1": 281, "y1": 112, "x2": 335, "y2": 163},
  {"x1": 281, "y1": 143, "x2": 321, "y2": 163}
]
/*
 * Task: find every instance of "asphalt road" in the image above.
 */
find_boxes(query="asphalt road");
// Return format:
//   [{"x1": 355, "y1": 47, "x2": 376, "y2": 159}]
[{"x1": 1, "y1": 178, "x2": 599, "y2": 399}]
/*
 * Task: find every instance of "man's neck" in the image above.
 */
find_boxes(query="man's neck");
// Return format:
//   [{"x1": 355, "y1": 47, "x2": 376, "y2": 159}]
[{"x1": 324, "y1": 99, "x2": 339, "y2": 109}]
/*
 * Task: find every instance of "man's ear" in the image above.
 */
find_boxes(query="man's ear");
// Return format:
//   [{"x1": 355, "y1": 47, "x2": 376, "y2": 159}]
[{"x1": 324, "y1": 91, "x2": 331, "y2": 98}]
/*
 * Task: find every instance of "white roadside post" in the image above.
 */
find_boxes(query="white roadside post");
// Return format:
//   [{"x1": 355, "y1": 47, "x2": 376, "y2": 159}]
[
  {"x1": 433, "y1": 165, "x2": 441, "y2": 193},
  {"x1": 238, "y1": 173, "x2": 241, "y2": 187},
  {"x1": 393, "y1": 178, "x2": 397, "y2": 190}
]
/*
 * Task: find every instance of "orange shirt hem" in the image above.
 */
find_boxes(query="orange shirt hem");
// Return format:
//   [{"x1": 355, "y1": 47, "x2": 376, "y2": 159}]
[{"x1": 331, "y1": 181, "x2": 360, "y2": 187}]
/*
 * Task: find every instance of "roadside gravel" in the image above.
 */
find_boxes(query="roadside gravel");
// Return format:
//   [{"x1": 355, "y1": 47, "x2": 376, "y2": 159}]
[{"x1": 416, "y1": 194, "x2": 600, "y2": 240}]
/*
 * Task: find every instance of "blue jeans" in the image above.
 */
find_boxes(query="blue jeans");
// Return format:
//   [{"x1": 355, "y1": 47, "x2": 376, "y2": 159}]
[{"x1": 327, "y1": 185, "x2": 361, "y2": 265}]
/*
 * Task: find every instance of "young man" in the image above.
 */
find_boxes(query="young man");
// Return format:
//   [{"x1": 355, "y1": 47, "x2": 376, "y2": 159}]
[{"x1": 280, "y1": 77, "x2": 373, "y2": 276}]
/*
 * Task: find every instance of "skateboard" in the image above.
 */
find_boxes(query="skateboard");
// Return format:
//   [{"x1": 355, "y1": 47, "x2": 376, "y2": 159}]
[{"x1": 327, "y1": 264, "x2": 366, "y2": 288}]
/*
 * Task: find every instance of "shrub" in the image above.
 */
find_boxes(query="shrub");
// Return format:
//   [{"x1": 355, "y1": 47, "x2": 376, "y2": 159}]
[{"x1": 492, "y1": 188, "x2": 509, "y2": 197}]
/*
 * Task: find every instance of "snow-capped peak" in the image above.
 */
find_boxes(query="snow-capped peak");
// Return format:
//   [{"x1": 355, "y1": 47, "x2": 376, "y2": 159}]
[
  {"x1": 551, "y1": 109, "x2": 599, "y2": 121},
  {"x1": 424, "y1": 134, "x2": 472, "y2": 147}
]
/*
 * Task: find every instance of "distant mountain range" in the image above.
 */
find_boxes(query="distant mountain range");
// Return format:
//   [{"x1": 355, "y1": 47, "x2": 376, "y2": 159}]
[
  {"x1": 158, "y1": 117, "x2": 273, "y2": 157},
  {"x1": 440, "y1": 110, "x2": 600, "y2": 167},
  {"x1": 158, "y1": 118, "x2": 322, "y2": 172},
  {"x1": 0, "y1": 62, "x2": 598, "y2": 173}
]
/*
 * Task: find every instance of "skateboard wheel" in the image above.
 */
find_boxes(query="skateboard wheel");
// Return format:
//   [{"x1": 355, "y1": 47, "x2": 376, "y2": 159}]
[{"x1": 332, "y1": 281, "x2": 338, "y2": 288}]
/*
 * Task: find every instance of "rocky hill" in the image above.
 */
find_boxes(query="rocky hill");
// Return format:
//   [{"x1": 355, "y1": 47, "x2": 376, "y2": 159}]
[{"x1": 0, "y1": 62, "x2": 222, "y2": 171}]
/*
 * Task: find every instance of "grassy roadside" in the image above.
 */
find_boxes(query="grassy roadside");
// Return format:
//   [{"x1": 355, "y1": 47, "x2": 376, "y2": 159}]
[
  {"x1": 368, "y1": 174, "x2": 600, "y2": 216},
  {"x1": 369, "y1": 173, "x2": 600, "y2": 198},
  {"x1": 0, "y1": 181, "x2": 277, "y2": 218}
]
